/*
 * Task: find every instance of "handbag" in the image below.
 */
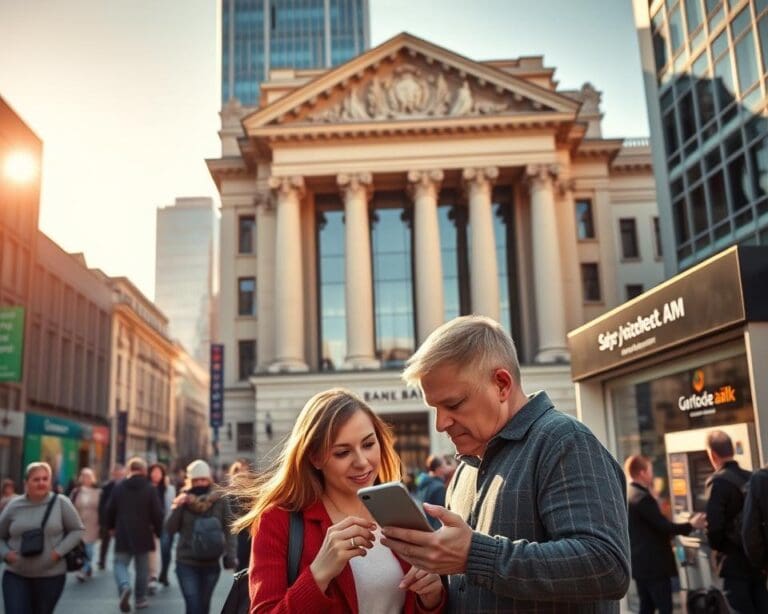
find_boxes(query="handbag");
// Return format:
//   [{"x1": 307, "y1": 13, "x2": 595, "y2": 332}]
[
  {"x1": 220, "y1": 510, "x2": 303, "y2": 614},
  {"x1": 64, "y1": 540, "x2": 87, "y2": 572},
  {"x1": 19, "y1": 493, "x2": 59, "y2": 556}
]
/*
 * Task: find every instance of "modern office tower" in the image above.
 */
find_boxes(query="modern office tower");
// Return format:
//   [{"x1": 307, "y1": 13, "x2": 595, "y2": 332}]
[
  {"x1": 221, "y1": 0, "x2": 370, "y2": 106},
  {"x1": 633, "y1": 0, "x2": 768, "y2": 275},
  {"x1": 208, "y1": 33, "x2": 664, "y2": 469},
  {"x1": 155, "y1": 197, "x2": 217, "y2": 366}
]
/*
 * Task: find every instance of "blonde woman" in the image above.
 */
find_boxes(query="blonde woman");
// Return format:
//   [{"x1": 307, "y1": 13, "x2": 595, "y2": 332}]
[
  {"x1": 231, "y1": 388, "x2": 445, "y2": 614},
  {"x1": 70, "y1": 467, "x2": 101, "y2": 581}
]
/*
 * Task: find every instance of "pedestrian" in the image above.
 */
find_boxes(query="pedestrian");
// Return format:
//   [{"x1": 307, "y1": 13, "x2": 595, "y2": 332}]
[
  {"x1": 380, "y1": 315, "x2": 630, "y2": 612},
  {"x1": 705, "y1": 430, "x2": 768, "y2": 612},
  {"x1": 742, "y1": 464, "x2": 768, "y2": 570},
  {"x1": 625, "y1": 455, "x2": 706, "y2": 614},
  {"x1": 0, "y1": 461, "x2": 85, "y2": 613},
  {"x1": 71, "y1": 466, "x2": 101, "y2": 581},
  {"x1": 165, "y1": 459, "x2": 237, "y2": 614},
  {"x1": 148, "y1": 462, "x2": 176, "y2": 589},
  {"x1": 231, "y1": 388, "x2": 445, "y2": 613},
  {"x1": 0, "y1": 478, "x2": 17, "y2": 513},
  {"x1": 97, "y1": 463, "x2": 125, "y2": 570},
  {"x1": 226, "y1": 459, "x2": 252, "y2": 571},
  {"x1": 106, "y1": 456, "x2": 164, "y2": 612},
  {"x1": 414, "y1": 455, "x2": 449, "y2": 530}
]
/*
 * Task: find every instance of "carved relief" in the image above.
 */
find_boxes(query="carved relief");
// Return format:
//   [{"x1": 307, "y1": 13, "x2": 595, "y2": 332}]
[{"x1": 309, "y1": 64, "x2": 518, "y2": 123}]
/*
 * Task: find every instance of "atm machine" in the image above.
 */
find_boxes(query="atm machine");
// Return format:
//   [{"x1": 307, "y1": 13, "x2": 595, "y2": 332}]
[{"x1": 663, "y1": 423, "x2": 758, "y2": 605}]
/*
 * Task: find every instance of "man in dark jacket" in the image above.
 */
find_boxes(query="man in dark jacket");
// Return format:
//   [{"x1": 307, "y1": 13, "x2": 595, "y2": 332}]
[
  {"x1": 625, "y1": 455, "x2": 706, "y2": 614},
  {"x1": 705, "y1": 430, "x2": 768, "y2": 613},
  {"x1": 97, "y1": 463, "x2": 125, "y2": 569},
  {"x1": 106, "y1": 457, "x2": 163, "y2": 612},
  {"x1": 415, "y1": 454, "x2": 450, "y2": 529},
  {"x1": 742, "y1": 467, "x2": 768, "y2": 570}
]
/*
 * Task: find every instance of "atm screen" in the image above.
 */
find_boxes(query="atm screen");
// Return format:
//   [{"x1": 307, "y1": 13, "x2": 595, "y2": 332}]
[{"x1": 688, "y1": 450, "x2": 712, "y2": 513}]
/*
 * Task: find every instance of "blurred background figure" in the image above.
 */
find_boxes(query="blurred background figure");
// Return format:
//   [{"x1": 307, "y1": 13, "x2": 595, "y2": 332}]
[
  {"x1": 0, "y1": 478, "x2": 17, "y2": 513},
  {"x1": 415, "y1": 454, "x2": 450, "y2": 529},
  {"x1": 226, "y1": 459, "x2": 252, "y2": 572},
  {"x1": 98, "y1": 463, "x2": 125, "y2": 570},
  {"x1": 71, "y1": 467, "x2": 101, "y2": 582},
  {"x1": 148, "y1": 462, "x2": 176, "y2": 590}
]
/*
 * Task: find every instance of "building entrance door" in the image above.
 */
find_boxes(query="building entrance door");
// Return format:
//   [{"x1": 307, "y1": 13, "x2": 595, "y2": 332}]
[{"x1": 380, "y1": 411, "x2": 430, "y2": 475}]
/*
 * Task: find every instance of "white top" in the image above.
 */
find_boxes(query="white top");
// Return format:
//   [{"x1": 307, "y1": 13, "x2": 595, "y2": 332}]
[{"x1": 348, "y1": 528, "x2": 406, "y2": 614}]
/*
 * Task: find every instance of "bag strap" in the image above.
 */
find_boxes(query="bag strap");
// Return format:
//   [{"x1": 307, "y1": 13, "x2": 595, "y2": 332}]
[
  {"x1": 287, "y1": 510, "x2": 303, "y2": 586},
  {"x1": 41, "y1": 493, "x2": 58, "y2": 529}
]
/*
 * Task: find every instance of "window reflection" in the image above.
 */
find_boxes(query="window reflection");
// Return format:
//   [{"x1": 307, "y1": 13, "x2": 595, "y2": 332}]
[
  {"x1": 494, "y1": 200, "x2": 516, "y2": 338},
  {"x1": 317, "y1": 208, "x2": 346, "y2": 371},
  {"x1": 439, "y1": 200, "x2": 469, "y2": 322}
]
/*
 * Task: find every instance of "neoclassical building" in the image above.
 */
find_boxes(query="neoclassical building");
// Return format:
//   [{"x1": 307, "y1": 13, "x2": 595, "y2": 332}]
[{"x1": 208, "y1": 33, "x2": 663, "y2": 469}]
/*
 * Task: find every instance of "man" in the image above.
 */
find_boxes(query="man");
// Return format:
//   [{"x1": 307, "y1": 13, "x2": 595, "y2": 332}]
[
  {"x1": 415, "y1": 454, "x2": 450, "y2": 529},
  {"x1": 742, "y1": 465, "x2": 768, "y2": 570},
  {"x1": 625, "y1": 455, "x2": 706, "y2": 614},
  {"x1": 382, "y1": 315, "x2": 630, "y2": 612},
  {"x1": 705, "y1": 431, "x2": 768, "y2": 613},
  {"x1": 106, "y1": 457, "x2": 163, "y2": 612},
  {"x1": 97, "y1": 463, "x2": 125, "y2": 569}
]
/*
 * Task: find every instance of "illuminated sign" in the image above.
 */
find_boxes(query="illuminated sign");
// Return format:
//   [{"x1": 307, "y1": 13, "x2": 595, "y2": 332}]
[
  {"x1": 210, "y1": 344, "x2": 224, "y2": 427},
  {"x1": 678, "y1": 369, "x2": 738, "y2": 417}
]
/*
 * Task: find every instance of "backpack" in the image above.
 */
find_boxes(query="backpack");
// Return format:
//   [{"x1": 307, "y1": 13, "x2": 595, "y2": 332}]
[
  {"x1": 717, "y1": 469, "x2": 749, "y2": 549},
  {"x1": 188, "y1": 509, "x2": 226, "y2": 561},
  {"x1": 686, "y1": 588, "x2": 730, "y2": 614}
]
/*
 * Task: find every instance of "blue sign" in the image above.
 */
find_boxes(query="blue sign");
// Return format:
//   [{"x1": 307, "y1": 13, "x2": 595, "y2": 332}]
[{"x1": 210, "y1": 344, "x2": 224, "y2": 427}]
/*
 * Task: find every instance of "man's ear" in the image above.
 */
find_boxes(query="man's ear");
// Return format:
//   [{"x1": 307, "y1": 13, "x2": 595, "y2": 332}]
[{"x1": 492, "y1": 368, "x2": 513, "y2": 401}]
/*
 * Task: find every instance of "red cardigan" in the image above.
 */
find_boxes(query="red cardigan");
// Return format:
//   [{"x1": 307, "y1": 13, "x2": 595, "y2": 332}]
[{"x1": 248, "y1": 499, "x2": 445, "y2": 613}]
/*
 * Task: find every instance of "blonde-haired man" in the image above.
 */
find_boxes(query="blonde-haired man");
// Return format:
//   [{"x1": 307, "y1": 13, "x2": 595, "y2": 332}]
[{"x1": 382, "y1": 315, "x2": 630, "y2": 612}]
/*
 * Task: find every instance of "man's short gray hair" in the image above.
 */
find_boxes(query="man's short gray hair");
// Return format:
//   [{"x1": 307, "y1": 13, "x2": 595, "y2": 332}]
[{"x1": 402, "y1": 315, "x2": 521, "y2": 385}]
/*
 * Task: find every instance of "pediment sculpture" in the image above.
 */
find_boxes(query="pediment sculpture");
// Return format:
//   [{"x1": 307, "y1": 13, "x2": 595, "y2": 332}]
[{"x1": 308, "y1": 64, "x2": 523, "y2": 123}]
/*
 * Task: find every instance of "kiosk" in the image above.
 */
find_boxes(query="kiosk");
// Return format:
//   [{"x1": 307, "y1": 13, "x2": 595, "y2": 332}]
[{"x1": 568, "y1": 246, "x2": 768, "y2": 608}]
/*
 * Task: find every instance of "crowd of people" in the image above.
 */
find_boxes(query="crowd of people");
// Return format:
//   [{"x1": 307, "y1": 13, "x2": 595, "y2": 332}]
[{"x1": 0, "y1": 315, "x2": 767, "y2": 613}]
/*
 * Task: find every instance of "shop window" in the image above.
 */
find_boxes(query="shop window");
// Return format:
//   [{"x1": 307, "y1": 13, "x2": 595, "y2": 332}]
[
  {"x1": 581, "y1": 263, "x2": 601, "y2": 302},
  {"x1": 237, "y1": 277, "x2": 256, "y2": 316},
  {"x1": 619, "y1": 218, "x2": 640, "y2": 259},
  {"x1": 575, "y1": 199, "x2": 595, "y2": 239},
  {"x1": 238, "y1": 215, "x2": 255, "y2": 254},
  {"x1": 238, "y1": 340, "x2": 256, "y2": 381},
  {"x1": 236, "y1": 422, "x2": 254, "y2": 452}
]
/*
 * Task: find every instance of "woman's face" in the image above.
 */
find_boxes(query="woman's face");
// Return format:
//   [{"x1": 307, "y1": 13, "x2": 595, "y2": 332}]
[
  {"x1": 319, "y1": 410, "x2": 381, "y2": 500},
  {"x1": 26, "y1": 468, "x2": 51, "y2": 499},
  {"x1": 80, "y1": 471, "x2": 94, "y2": 487},
  {"x1": 150, "y1": 467, "x2": 163, "y2": 484}
]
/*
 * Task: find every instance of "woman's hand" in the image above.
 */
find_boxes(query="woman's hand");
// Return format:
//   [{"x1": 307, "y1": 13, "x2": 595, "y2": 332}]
[
  {"x1": 171, "y1": 493, "x2": 189, "y2": 509},
  {"x1": 309, "y1": 516, "x2": 376, "y2": 593},
  {"x1": 400, "y1": 566, "x2": 443, "y2": 610},
  {"x1": 4, "y1": 551, "x2": 18, "y2": 564},
  {"x1": 51, "y1": 550, "x2": 61, "y2": 562}
]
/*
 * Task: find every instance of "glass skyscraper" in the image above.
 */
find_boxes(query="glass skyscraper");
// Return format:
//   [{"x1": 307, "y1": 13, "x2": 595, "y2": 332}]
[
  {"x1": 634, "y1": 0, "x2": 768, "y2": 274},
  {"x1": 221, "y1": 0, "x2": 370, "y2": 106}
]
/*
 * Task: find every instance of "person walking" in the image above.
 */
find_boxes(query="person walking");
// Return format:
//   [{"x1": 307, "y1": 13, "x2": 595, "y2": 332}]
[
  {"x1": 0, "y1": 478, "x2": 17, "y2": 513},
  {"x1": 231, "y1": 388, "x2": 445, "y2": 613},
  {"x1": 625, "y1": 455, "x2": 706, "y2": 614},
  {"x1": 226, "y1": 459, "x2": 252, "y2": 572},
  {"x1": 106, "y1": 457, "x2": 163, "y2": 612},
  {"x1": 97, "y1": 463, "x2": 125, "y2": 570},
  {"x1": 165, "y1": 459, "x2": 236, "y2": 614},
  {"x1": 148, "y1": 462, "x2": 175, "y2": 589},
  {"x1": 70, "y1": 466, "x2": 101, "y2": 581},
  {"x1": 0, "y1": 461, "x2": 85, "y2": 613}
]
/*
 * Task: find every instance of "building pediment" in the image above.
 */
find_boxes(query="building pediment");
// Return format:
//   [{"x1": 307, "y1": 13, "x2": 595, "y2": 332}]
[{"x1": 242, "y1": 33, "x2": 580, "y2": 138}]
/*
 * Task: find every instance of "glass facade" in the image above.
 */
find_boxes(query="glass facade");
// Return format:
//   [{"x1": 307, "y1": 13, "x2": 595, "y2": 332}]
[
  {"x1": 317, "y1": 206, "x2": 347, "y2": 371},
  {"x1": 222, "y1": 0, "x2": 368, "y2": 106},
  {"x1": 649, "y1": 0, "x2": 768, "y2": 269}
]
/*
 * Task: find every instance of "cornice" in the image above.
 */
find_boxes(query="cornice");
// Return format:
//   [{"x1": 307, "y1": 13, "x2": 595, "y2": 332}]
[{"x1": 206, "y1": 157, "x2": 257, "y2": 190}]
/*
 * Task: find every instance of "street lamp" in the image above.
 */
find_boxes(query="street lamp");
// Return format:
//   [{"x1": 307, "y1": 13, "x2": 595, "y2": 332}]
[{"x1": 3, "y1": 151, "x2": 37, "y2": 184}]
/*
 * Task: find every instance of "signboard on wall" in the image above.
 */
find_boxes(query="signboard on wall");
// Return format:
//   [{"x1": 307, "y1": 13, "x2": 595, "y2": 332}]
[
  {"x1": 210, "y1": 344, "x2": 224, "y2": 427},
  {"x1": 0, "y1": 306, "x2": 25, "y2": 382}
]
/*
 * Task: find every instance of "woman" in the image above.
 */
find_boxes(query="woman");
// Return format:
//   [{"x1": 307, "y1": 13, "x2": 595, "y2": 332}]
[
  {"x1": 70, "y1": 467, "x2": 100, "y2": 581},
  {"x1": 148, "y1": 462, "x2": 176, "y2": 588},
  {"x1": 165, "y1": 459, "x2": 236, "y2": 614},
  {"x1": 0, "y1": 462, "x2": 85, "y2": 613},
  {"x1": 0, "y1": 478, "x2": 17, "y2": 513},
  {"x1": 232, "y1": 388, "x2": 445, "y2": 613}
]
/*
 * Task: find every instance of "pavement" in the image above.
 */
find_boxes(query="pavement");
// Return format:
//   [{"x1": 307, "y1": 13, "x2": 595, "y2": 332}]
[{"x1": 0, "y1": 547, "x2": 235, "y2": 613}]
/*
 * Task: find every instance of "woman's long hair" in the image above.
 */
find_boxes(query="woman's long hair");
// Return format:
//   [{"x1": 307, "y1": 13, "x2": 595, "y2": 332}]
[{"x1": 230, "y1": 388, "x2": 401, "y2": 534}]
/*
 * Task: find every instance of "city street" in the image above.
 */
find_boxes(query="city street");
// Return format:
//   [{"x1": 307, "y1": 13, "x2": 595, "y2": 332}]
[{"x1": 0, "y1": 549, "x2": 235, "y2": 613}]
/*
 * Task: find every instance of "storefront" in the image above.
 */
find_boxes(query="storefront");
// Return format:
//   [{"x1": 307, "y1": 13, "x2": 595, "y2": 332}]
[
  {"x1": 568, "y1": 245, "x2": 768, "y2": 600},
  {"x1": 23, "y1": 413, "x2": 110, "y2": 489}
]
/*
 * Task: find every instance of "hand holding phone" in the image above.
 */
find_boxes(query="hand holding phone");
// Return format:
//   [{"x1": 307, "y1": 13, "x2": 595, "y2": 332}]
[{"x1": 357, "y1": 481, "x2": 434, "y2": 532}]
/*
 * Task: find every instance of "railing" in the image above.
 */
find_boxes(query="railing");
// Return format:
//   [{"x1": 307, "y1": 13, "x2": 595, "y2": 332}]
[{"x1": 622, "y1": 137, "x2": 651, "y2": 148}]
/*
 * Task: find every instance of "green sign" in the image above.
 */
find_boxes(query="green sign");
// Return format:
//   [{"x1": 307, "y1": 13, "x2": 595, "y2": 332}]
[{"x1": 0, "y1": 306, "x2": 24, "y2": 382}]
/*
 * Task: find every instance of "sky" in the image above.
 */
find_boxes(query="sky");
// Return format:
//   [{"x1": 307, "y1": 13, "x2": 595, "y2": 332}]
[{"x1": 0, "y1": 0, "x2": 649, "y2": 300}]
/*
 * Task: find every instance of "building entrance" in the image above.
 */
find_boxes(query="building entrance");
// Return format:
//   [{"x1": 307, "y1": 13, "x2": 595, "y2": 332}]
[{"x1": 380, "y1": 411, "x2": 430, "y2": 475}]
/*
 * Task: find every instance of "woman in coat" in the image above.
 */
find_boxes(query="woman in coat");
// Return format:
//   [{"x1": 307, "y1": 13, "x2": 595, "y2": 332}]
[
  {"x1": 148, "y1": 462, "x2": 176, "y2": 588},
  {"x1": 0, "y1": 461, "x2": 85, "y2": 613},
  {"x1": 231, "y1": 388, "x2": 445, "y2": 614},
  {"x1": 70, "y1": 466, "x2": 101, "y2": 581}
]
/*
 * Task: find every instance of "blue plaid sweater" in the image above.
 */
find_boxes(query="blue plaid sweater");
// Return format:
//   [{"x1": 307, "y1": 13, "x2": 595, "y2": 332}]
[{"x1": 445, "y1": 391, "x2": 630, "y2": 613}]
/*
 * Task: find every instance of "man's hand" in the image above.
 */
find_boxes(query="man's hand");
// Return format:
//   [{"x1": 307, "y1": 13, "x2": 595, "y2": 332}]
[
  {"x1": 4, "y1": 551, "x2": 18, "y2": 564},
  {"x1": 690, "y1": 512, "x2": 707, "y2": 530},
  {"x1": 51, "y1": 550, "x2": 61, "y2": 562},
  {"x1": 380, "y1": 503, "x2": 472, "y2": 575}
]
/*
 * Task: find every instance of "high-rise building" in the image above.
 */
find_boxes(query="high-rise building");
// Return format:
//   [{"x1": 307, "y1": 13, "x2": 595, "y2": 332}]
[
  {"x1": 221, "y1": 0, "x2": 370, "y2": 106},
  {"x1": 633, "y1": 0, "x2": 768, "y2": 275},
  {"x1": 207, "y1": 32, "x2": 664, "y2": 469},
  {"x1": 155, "y1": 197, "x2": 217, "y2": 366}
]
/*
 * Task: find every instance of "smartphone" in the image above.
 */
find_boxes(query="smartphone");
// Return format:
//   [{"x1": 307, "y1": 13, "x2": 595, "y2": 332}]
[{"x1": 357, "y1": 481, "x2": 434, "y2": 532}]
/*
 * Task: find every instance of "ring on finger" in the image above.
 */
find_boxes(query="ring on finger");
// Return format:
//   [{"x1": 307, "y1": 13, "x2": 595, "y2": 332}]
[{"x1": 350, "y1": 537, "x2": 356, "y2": 548}]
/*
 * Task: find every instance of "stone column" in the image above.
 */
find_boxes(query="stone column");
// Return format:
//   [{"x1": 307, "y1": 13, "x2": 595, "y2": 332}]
[
  {"x1": 408, "y1": 169, "x2": 445, "y2": 344},
  {"x1": 525, "y1": 164, "x2": 570, "y2": 363},
  {"x1": 463, "y1": 167, "x2": 500, "y2": 321},
  {"x1": 267, "y1": 175, "x2": 308, "y2": 372},
  {"x1": 338, "y1": 172, "x2": 379, "y2": 369}
]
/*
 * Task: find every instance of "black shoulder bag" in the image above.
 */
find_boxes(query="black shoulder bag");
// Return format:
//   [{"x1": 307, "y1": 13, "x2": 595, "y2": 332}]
[
  {"x1": 221, "y1": 510, "x2": 303, "y2": 614},
  {"x1": 19, "y1": 493, "x2": 59, "y2": 556}
]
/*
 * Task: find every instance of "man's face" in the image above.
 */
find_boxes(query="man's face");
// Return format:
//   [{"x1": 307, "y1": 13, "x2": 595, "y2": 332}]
[{"x1": 420, "y1": 362, "x2": 512, "y2": 457}]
